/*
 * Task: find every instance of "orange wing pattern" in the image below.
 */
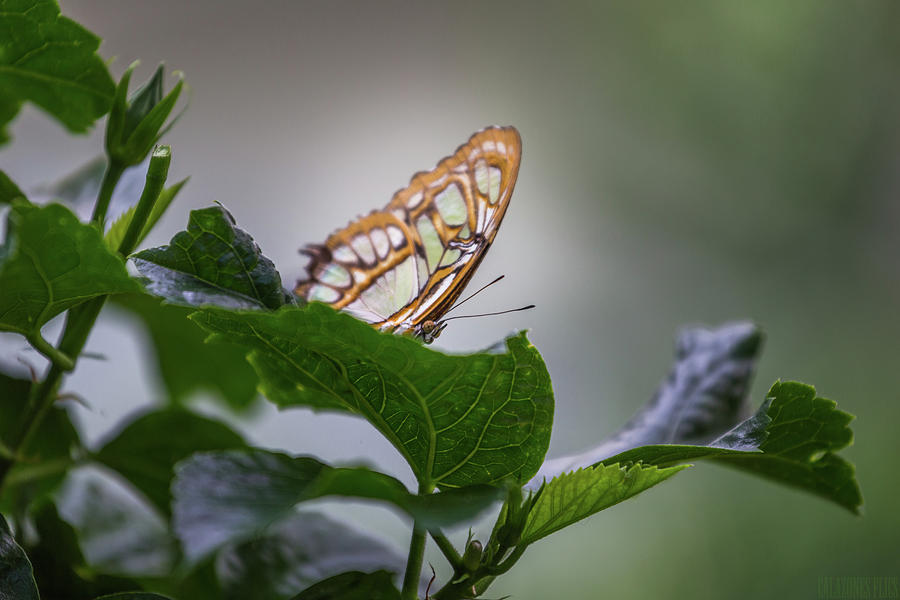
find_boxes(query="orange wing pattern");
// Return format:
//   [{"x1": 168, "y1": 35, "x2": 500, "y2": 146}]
[{"x1": 295, "y1": 126, "x2": 522, "y2": 342}]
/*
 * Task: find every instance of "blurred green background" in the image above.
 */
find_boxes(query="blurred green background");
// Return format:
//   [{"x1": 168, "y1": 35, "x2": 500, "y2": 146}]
[{"x1": 2, "y1": 1, "x2": 898, "y2": 598}]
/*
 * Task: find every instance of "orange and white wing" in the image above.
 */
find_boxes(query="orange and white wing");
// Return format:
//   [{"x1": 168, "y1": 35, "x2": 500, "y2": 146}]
[{"x1": 295, "y1": 126, "x2": 522, "y2": 335}]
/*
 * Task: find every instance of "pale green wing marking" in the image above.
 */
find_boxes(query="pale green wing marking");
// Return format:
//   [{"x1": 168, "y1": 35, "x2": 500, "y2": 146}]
[
  {"x1": 488, "y1": 166, "x2": 502, "y2": 204},
  {"x1": 439, "y1": 248, "x2": 461, "y2": 267},
  {"x1": 435, "y1": 183, "x2": 467, "y2": 227},
  {"x1": 358, "y1": 255, "x2": 418, "y2": 318},
  {"x1": 416, "y1": 215, "x2": 443, "y2": 271},
  {"x1": 318, "y1": 263, "x2": 351, "y2": 287},
  {"x1": 475, "y1": 159, "x2": 490, "y2": 196}
]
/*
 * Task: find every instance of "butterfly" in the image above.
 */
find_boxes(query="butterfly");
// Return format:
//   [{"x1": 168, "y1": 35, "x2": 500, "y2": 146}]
[{"x1": 295, "y1": 126, "x2": 522, "y2": 343}]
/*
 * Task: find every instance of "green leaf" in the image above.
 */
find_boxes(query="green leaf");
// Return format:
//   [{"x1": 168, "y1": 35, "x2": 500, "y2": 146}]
[
  {"x1": 123, "y1": 65, "x2": 164, "y2": 138},
  {"x1": 0, "y1": 170, "x2": 26, "y2": 204},
  {"x1": 172, "y1": 449, "x2": 504, "y2": 563},
  {"x1": 216, "y1": 511, "x2": 407, "y2": 600},
  {"x1": 95, "y1": 408, "x2": 246, "y2": 517},
  {"x1": 105, "y1": 62, "x2": 184, "y2": 167},
  {"x1": 288, "y1": 571, "x2": 400, "y2": 600},
  {"x1": 104, "y1": 177, "x2": 188, "y2": 253},
  {"x1": 132, "y1": 206, "x2": 286, "y2": 310},
  {"x1": 520, "y1": 462, "x2": 688, "y2": 546},
  {"x1": 0, "y1": 513, "x2": 39, "y2": 600},
  {"x1": 117, "y1": 76, "x2": 183, "y2": 166},
  {"x1": 0, "y1": 203, "x2": 142, "y2": 337},
  {"x1": 59, "y1": 472, "x2": 175, "y2": 578},
  {"x1": 112, "y1": 294, "x2": 258, "y2": 410},
  {"x1": 191, "y1": 304, "x2": 554, "y2": 490},
  {"x1": 0, "y1": 0, "x2": 115, "y2": 140},
  {"x1": 0, "y1": 369, "x2": 80, "y2": 514},
  {"x1": 27, "y1": 503, "x2": 138, "y2": 599},
  {"x1": 534, "y1": 321, "x2": 762, "y2": 483},
  {"x1": 600, "y1": 381, "x2": 862, "y2": 513}
]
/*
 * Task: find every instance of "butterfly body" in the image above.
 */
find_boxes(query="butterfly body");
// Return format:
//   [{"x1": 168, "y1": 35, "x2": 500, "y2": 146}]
[{"x1": 295, "y1": 126, "x2": 522, "y2": 342}]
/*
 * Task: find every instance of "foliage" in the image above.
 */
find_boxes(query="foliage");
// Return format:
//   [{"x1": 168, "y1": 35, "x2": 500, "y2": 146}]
[{"x1": 0, "y1": 2, "x2": 861, "y2": 599}]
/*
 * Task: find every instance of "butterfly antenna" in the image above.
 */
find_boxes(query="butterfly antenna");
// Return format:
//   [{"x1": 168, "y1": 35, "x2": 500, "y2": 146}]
[
  {"x1": 441, "y1": 304, "x2": 535, "y2": 323},
  {"x1": 444, "y1": 275, "x2": 506, "y2": 316}
]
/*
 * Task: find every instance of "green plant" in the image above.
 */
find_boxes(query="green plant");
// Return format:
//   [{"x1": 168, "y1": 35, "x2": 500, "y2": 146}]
[{"x1": 0, "y1": 2, "x2": 861, "y2": 599}]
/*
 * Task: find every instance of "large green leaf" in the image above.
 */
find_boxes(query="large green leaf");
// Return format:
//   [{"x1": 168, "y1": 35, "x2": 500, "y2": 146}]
[
  {"x1": 172, "y1": 449, "x2": 504, "y2": 563},
  {"x1": 27, "y1": 503, "x2": 138, "y2": 599},
  {"x1": 95, "y1": 408, "x2": 247, "y2": 517},
  {"x1": 0, "y1": 370, "x2": 80, "y2": 513},
  {"x1": 0, "y1": 514, "x2": 39, "y2": 600},
  {"x1": 520, "y1": 462, "x2": 687, "y2": 546},
  {"x1": 191, "y1": 304, "x2": 554, "y2": 490},
  {"x1": 0, "y1": 203, "x2": 141, "y2": 337},
  {"x1": 288, "y1": 571, "x2": 400, "y2": 600},
  {"x1": 111, "y1": 294, "x2": 259, "y2": 410},
  {"x1": 534, "y1": 321, "x2": 762, "y2": 483},
  {"x1": 132, "y1": 206, "x2": 288, "y2": 310},
  {"x1": 0, "y1": 0, "x2": 115, "y2": 141},
  {"x1": 59, "y1": 472, "x2": 175, "y2": 578},
  {"x1": 215, "y1": 511, "x2": 407, "y2": 600},
  {"x1": 599, "y1": 381, "x2": 861, "y2": 513}
]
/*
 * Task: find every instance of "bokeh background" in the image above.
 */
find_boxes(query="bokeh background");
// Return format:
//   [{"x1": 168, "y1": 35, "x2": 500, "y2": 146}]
[{"x1": 2, "y1": 1, "x2": 899, "y2": 598}]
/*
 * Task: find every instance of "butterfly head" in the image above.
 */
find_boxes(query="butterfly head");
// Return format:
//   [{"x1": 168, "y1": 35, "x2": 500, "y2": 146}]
[{"x1": 416, "y1": 319, "x2": 448, "y2": 344}]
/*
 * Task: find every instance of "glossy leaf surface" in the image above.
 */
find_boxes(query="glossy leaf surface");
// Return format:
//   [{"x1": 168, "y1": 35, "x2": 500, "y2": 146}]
[
  {"x1": 191, "y1": 304, "x2": 554, "y2": 490},
  {"x1": 0, "y1": 514, "x2": 39, "y2": 600},
  {"x1": 132, "y1": 206, "x2": 287, "y2": 310},
  {"x1": 534, "y1": 321, "x2": 762, "y2": 482},
  {"x1": 599, "y1": 381, "x2": 861, "y2": 513},
  {"x1": 172, "y1": 449, "x2": 503, "y2": 563},
  {"x1": 215, "y1": 511, "x2": 406, "y2": 600}
]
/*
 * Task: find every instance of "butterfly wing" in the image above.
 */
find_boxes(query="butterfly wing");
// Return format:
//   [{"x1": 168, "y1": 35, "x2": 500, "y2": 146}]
[{"x1": 295, "y1": 126, "x2": 522, "y2": 336}]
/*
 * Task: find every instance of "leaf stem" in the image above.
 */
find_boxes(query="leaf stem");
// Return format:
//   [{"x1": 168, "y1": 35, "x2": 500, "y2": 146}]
[
  {"x1": 0, "y1": 298, "x2": 104, "y2": 488},
  {"x1": 116, "y1": 146, "x2": 170, "y2": 256},
  {"x1": 25, "y1": 331, "x2": 74, "y2": 371},
  {"x1": 430, "y1": 530, "x2": 463, "y2": 573},
  {"x1": 402, "y1": 479, "x2": 435, "y2": 600},
  {"x1": 401, "y1": 524, "x2": 427, "y2": 600},
  {"x1": 90, "y1": 158, "x2": 126, "y2": 227},
  {"x1": 485, "y1": 543, "x2": 527, "y2": 576}
]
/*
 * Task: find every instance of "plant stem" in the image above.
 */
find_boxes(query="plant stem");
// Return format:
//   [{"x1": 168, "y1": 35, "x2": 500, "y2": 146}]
[
  {"x1": 0, "y1": 154, "x2": 131, "y2": 490},
  {"x1": 401, "y1": 524, "x2": 427, "y2": 599},
  {"x1": 25, "y1": 331, "x2": 74, "y2": 371},
  {"x1": 90, "y1": 158, "x2": 126, "y2": 227},
  {"x1": 117, "y1": 146, "x2": 170, "y2": 256},
  {"x1": 430, "y1": 530, "x2": 463, "y2": 573},
  {"x1": 402, "y1": 478, "x2": 435, "y2": 600},
  {"x1": 0, "y1": 297, "x2": 104, "y2": 488},
  {"x1": 431, "y1": 543, "x2": 528, "y2": 599}
]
